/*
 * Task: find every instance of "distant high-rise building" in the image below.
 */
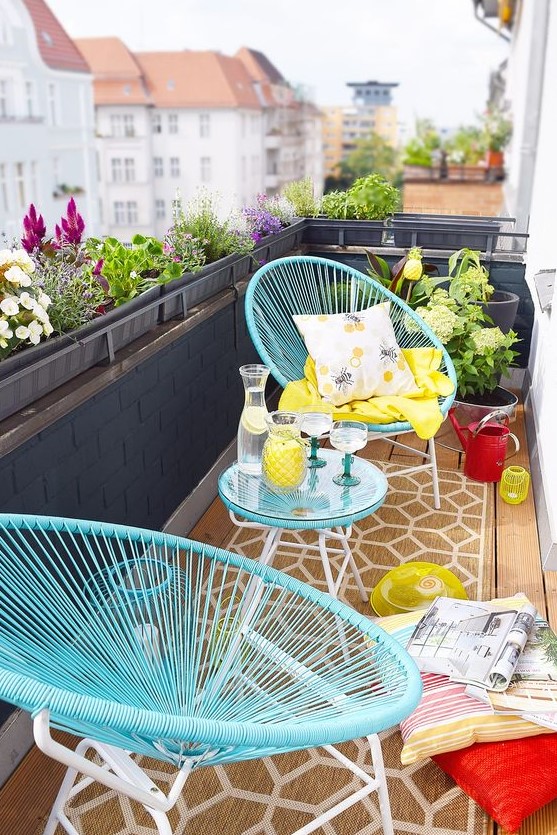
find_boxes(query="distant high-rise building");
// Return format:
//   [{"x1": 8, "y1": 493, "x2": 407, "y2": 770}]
[{"x1": 322, "y1": 80, "x2": 398, "y2": 178}]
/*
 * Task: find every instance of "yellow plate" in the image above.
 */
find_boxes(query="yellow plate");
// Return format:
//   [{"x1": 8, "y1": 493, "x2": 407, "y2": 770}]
[{"x1": 370, "y1": 561, "x2": 468, "y2": 617}]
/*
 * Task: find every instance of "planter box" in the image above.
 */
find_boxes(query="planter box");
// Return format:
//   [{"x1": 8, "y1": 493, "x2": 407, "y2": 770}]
[
  {"x1": 159, "y1": 222, "x2": 306, "y2": 322},
  {"x1": 302, "y1": 218, "x2": 384, "y2": 247},
  {"x1": 251, "y1": 219, "x2": 306, "y2": 263},
  {"x1": 158, "y1": 252, "x2": 253, "y2": 322},
  {"x1": 0, "y1": 286, "x2": 160, "y2": 423},
  {"x1": 392, "y1": 216, "x2": 502, "y2": 251}
]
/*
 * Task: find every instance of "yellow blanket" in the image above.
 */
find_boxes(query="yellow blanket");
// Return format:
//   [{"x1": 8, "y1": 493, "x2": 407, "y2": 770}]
[{"x1": 279, "y1": 348, "x2": 455, "y2": 441}]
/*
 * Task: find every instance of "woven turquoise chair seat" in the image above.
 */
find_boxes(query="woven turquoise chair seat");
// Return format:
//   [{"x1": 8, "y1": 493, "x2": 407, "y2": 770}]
[
  {"x1": 0, "y1": 514, "x2": 421, "y2": 835},
  {"x1": 244, "y1": 255, "x2": 457, "y2": 508}
]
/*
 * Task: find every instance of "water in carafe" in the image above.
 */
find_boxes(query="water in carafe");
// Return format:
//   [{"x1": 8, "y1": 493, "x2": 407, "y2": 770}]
[{"x1": 237, "y1": 365, "x2": 270, "y2": 474}]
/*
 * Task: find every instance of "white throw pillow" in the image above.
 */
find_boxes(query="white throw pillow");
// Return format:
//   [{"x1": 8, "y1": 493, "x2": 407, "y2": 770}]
[{"x1": 293, "y1": 304, "x2": 419, "y2": 407}]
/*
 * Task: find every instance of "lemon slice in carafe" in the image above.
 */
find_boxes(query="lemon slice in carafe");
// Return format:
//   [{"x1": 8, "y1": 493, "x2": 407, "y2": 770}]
[{"x1": 241, "y1": 406, "x2": 268, "y2": 435}]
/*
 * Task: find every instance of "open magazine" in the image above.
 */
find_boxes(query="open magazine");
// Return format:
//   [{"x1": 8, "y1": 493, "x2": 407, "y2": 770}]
[{"x1": 405, "y1": 596, "x2": 537, "y2": 691}]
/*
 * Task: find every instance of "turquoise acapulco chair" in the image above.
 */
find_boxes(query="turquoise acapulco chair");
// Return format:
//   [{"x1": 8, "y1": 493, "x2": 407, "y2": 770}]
[
  {"x1": 0, "y1": 514, "x2": 422, "y2": 835},
  {"x1": 244, "y1": 255, "x2": 457, "y2": 508}
]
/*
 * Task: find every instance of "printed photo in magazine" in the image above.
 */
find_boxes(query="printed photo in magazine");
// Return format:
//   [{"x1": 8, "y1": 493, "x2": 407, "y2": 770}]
[{"x1": 405, "y1": 596, "x2": 537, "y2": 691}]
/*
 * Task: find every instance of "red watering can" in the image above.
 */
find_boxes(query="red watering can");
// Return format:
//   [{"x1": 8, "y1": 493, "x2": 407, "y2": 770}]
[{"x1": 448, "y1": 409, "x2": 520, "y2": 483}]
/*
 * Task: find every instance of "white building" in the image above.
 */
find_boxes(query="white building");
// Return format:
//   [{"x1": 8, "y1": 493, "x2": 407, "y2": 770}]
[
  {"x1": 486, "y1": 0, "x2": 557, "y2": 566},
  {"x1": 75, "y1": 39, "x2": 323, "y2": 241},
  {"x1": 0, "y1": 0, "x2": 98, "y2": 240}
]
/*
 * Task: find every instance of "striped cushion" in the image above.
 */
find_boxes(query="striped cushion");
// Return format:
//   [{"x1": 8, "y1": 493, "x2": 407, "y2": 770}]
[{"x1": 375, "y1": 606, "x2": 552, "y2": 764}]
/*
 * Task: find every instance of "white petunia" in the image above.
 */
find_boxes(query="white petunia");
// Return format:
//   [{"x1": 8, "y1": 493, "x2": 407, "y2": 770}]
[
  {"x1": 0, "y1": 297, "x2": 19, "y2": 316},
  {"x1": 41, "y1": 321, "x2": 53, "y2": 336},
  {"x1": 11, "y1": 249, "x2": 35, "y2": 272},
  {"x1": 0, "y1": 319, "x2": 13, "y2": 337},
  {"x1": 18, "y1": 292, "x2": 35, "y2": 310},
  {"x1": 38, "y1": 291, "x2": 52, "y2": 308},
  {"x1": 4, "y1": 265, "x2": 28, "y2": 286},
  {"x1": 15, "y1": 325, "x2": 30, "y2": 340},
  {"x1": 28, "y1": 319, "x2": 43, "y2": 334},
  {"x1": 0, "y1": 249, "x2": 13, "y2": 267},
  {"x1": 32, "y1": 303, "x2": 49, "y2": 323}
]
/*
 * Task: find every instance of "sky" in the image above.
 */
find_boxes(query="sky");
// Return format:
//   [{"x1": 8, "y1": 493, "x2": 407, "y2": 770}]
[{"x1": 46, "y1": 0, "x2": 510, "y2": 136}]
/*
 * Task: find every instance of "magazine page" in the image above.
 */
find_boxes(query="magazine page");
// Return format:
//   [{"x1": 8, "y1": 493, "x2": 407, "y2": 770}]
[
  {"x1": 487, "y1": 619, "x2": 557, "y2": 715},
  {"x1": 405, "y1": 596, "x2": 537, "y2": 691}
]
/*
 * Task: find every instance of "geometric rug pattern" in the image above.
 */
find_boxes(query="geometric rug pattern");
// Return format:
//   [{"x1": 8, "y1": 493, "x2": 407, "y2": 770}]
[{"x1": 54, "y1": 467, "x2": 491, "y2": 835}]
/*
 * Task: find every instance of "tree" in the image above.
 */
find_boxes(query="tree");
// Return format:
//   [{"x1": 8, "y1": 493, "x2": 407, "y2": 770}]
[{"x1": 325, "y1": 132, "x2": 400, "y2": 193}]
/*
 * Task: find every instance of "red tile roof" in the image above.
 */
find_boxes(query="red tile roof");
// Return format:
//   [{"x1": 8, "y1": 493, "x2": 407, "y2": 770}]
[
  {"x1": 22, "y1": 0, "x2": 90, "y2": 73},
  {"x1": 134, "y1": 50, "x2": 261, "y2": 109},
  {"x1": 75, "y1": 38, "x2": 150, "y2": 105}
]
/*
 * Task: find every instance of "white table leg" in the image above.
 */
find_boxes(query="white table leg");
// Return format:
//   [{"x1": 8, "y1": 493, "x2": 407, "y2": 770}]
[{"x1": 335, "y1": 526, "x2": 368, "y2": 602}]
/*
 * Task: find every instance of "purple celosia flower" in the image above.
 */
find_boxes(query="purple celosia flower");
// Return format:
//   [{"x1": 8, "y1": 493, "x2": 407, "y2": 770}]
[
  {"x1": 55, "y1": 197, "x2": 85, "y2": 246},
  {"x1": 21, "y1": 204, "x2": 47, "y2": 252}
]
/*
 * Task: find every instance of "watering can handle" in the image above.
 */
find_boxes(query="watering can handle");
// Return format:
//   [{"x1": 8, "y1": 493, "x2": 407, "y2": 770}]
[
  {"x1": 472, "y1": 410, "x2": 510, "y2": 437},
  {"x1": 507, "y1": 433, "x2": 520, "y2": 458}
]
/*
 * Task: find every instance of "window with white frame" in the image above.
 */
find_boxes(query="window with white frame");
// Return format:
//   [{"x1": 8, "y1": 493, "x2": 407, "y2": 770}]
[
  {"x1": 111, "y1": 158, "x2": 123, "y2": 182},
  {"x1": 124, "y1": 158, "x2": 135, "y2": 182},
  {"x1": 152, "y1": 113, "x2": 162, "y2": 134},
  {"x1": 25, "y1": 81, "x2": 34, "y2": 118},
  {"x1": 153, "y1": 157, "x2": 163, "y2": 177},
  {"x1": 123, "y1": 114, "x2": 135, "y2": 137},
  {"x1": 0, "y1": 163, "x2": 9, "y2": 211},
  {"x1": 110, "y1": 114, "x2": 122, "y2": 137},
  {"x1": 170, "y1": 156, "x2": 180, "y2": 177},
  {"x1": 113, "y1": 201, "x2": 125, "y2": 224},
  {"x1": 201, "y1": 156, "x2": 211, "y2": 183},
  {"x1": 126, "y1": 201, "x2": 138, "y2": 224},
  {"x1": 15, "y1": 162, "x2": 25, "y2": 209},
  {"x1": 30, "y1": 161, "x2": 38, "y2": 197},
  {"x1": 199, "y1": 113, "x2": 210, "y2": 138},
  {"x1": 0, "y1": 80, "x2": 7, "y2": 118},
  {"x1": 168, "y1": 113, "x2": 178, "y2": 134},
  {"x1": 47, "y1": 83, "x2": 57, "y2": 125},
  {"x1": 155, "y1": 199, "x2": 165, "y2": 219}
]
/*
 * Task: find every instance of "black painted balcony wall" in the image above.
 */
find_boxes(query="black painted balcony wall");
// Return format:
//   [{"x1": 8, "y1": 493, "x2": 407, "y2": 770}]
[{"x1": 0, "y1": 296, "x2": 259, "y2": 530}]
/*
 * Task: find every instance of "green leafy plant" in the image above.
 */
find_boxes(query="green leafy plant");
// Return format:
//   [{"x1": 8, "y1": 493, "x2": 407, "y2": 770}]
[
  {"x1": 86, "y1": 235, "x2": 183, "y2": 307},
  {"x1": 321, "y1": 173, "x2": 400, "y2": 221},
  {"x1": 402, "y1": 119, "x2": 442, "y2": 168},
  {"x1": 414, "y1": 288, "x2": 519, "y2": 398},
  {"x1": 174, "y1": 190, "x2": 253, "y2": 264},
  {"x1": 281, "y1": 177, "x2": 320, "y2": 217},
  {"x1": 481, "y1": 105, "x2": 513, "y2": 152}
]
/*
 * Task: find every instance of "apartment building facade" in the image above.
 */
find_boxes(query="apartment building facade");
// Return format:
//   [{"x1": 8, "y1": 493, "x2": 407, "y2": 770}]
[
  {"x1": 75, "y1": 40, "x2": 322, "y2": 240},
  {"x1": 0, "y1": 0, "x2": 98, "y2": 239},
  {"x1": 322, "y1": 80, "x2": 398, "y2": 178}
]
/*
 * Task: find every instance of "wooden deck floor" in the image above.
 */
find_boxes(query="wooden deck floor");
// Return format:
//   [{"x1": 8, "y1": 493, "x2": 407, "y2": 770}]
[{"x1": 1, "y1": 402, "x2": 556, "y2": 835}]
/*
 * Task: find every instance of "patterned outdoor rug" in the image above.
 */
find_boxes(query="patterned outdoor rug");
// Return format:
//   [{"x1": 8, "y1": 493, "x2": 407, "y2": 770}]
[{"x1": 51, "y1": 466, "x2": 491, "y2": 835}]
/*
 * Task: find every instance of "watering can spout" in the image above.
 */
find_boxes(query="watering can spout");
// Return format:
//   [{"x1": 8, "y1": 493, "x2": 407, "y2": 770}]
[{"x1": 448, "y1": 409, "x2": 469, "y2": 451}]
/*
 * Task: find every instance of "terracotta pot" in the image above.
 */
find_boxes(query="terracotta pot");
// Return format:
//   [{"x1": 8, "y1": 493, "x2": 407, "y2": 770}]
[{"x1": 486, "y1": 150, "x2": 504, "y2": 168}]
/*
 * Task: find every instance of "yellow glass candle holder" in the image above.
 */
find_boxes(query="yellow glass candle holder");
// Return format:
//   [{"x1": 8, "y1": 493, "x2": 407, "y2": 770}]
[{"x1": 499, "y1": 466, "x2": 530, "y2": 504}]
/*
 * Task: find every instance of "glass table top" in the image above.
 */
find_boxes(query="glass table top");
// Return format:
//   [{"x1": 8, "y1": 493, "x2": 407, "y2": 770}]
[{"x1": 218, "y1": 448, "x2": 388, "y2": 530}]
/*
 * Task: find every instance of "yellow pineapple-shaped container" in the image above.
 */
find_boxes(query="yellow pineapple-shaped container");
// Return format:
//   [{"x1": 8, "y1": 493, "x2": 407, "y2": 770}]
[{"x1": 262, "y1": 411, "x2": 307, "y2": 493}]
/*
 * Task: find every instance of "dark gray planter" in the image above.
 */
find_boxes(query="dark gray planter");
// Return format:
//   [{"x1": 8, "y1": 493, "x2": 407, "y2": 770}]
[
  {"x1": 392, "y1": 217, "x2": 502, "y2": 251},
  {"x1": 0, "y1": 285, "x2": 161, "y2": 423},
  {"x1": 302, "y1": 218, "x2": 384, "y2": 247},
  {"x1": 482, "y1": 290, "x2": 520, "y2": 333},
  {"x1": 159, "y1": 222, "x2": 305, "y2": 322},
  {"x1": 251, "y1": 219, "x2": 306, "y2": 263}
]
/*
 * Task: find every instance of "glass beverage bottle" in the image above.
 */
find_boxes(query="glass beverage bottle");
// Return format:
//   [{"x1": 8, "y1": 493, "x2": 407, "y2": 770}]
[{"x1": 237, "y1": 364, "x2": 270, "y2": 475}]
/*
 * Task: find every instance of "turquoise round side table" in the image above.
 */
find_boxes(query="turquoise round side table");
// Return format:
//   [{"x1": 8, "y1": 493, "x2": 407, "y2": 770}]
[{"x1": 218, "y1": 448, "x2": 388, "y2": 602}]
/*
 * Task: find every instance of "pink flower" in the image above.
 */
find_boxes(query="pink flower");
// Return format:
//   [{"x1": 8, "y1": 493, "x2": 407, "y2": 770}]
[{"x1": 21, "y1": 204, "x2": 47, "y2": 252}]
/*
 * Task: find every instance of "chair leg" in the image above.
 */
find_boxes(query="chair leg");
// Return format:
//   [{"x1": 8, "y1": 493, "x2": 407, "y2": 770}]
[
  {"x1": 291, "y1": 734, "x2": 394, "y2": 835},
  {"x1": 42, "y1": 738, "x2": 175, "y2": 835},
  {"x1": 429, "y1": 437, "x2": 441, "y2": 510}
]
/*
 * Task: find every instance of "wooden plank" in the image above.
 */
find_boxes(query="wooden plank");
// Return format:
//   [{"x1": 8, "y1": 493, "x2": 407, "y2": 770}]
[
  {"x1": 495, "y1": 405, "x2": 547, "y2": 617},
  {"x1": 0, "y1": 731, "x2": 73, "y2": 834}
]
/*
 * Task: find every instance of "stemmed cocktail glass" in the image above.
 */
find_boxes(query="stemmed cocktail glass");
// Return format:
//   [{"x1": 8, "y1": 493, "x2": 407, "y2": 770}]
[
  {"x1": 300, "y1": 405, "x2": 334, "y2": 469},
  {"x1": 329, "y1": 420, "x2": 368, "y2": 487}
]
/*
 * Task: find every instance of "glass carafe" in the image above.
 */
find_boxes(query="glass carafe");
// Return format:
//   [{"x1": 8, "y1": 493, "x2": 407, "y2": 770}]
[
  {"x1": 237, "y1": 364, "x2": 270, "y2": 475},
  {"x1": 262, "y1": 411, "x2": 308, "y2": 493}
]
